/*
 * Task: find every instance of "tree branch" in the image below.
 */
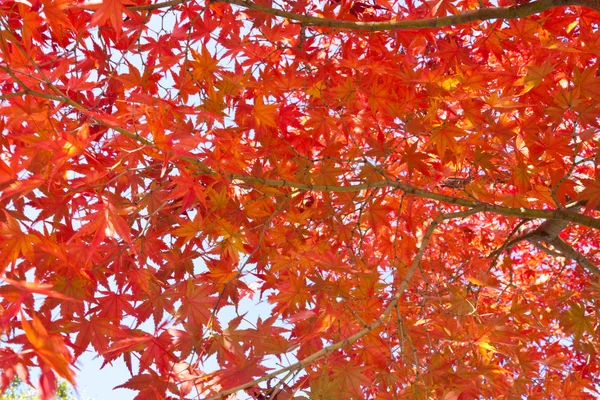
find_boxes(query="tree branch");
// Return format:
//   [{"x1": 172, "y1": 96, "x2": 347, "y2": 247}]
[
  {"x1": 106, "y1": 0, "x2": 600, "y2": 18},
  {"x1": 545, "y1": 237, "x2": 600, "y2": 278},
  {"x1": 128, "y1": 0, "x2": 187, "y2": 11},
  {"x1": 228, "y1": 174, "x2": 600, "y2": 231},
  {"x1": 3, "y1": 2, "x2": 598, "y2": 232},
  {"x1": 2, "y1": 71, "x2": 597, "y2": 232},
  {"x1": 214, "y1": 0, "x2": 600, "y2": 32},
  {"x1": 492, "y1": 202, "x2": 599, "y2": 278},
  {"x1": 493, "y1": 203, "x2": 581, "y2": 252},
  {"x1": 201, "y1": 208, "x2": 484, "y2": 400}
]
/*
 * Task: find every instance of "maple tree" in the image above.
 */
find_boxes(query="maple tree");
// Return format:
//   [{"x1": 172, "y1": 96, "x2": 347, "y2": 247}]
[{"x1": 0, "y1": 0, "x2": 600, "y2": 398}]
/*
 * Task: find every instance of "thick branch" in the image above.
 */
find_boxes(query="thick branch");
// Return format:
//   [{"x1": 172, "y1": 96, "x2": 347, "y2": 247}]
[
  {"x1": 113, "y1": 0, "x2": 600, "y2": 19},
  {"x1": 215, "y1": 0, "x2": 600, "y2": 32},
  {"x1": 495, "y1": 203, "x2": 581, "y2": 251},
  {"x1": 546, "y1": 237, "x2": 600, "y2": 278},
  {"x1": 3, "y1": 76, "x2": 597, "y2": 231},
  {"x1": 229, "y1": 174, "x2": 600, "y2": 230},
  {"x1": 201, "y1": 208, "x2": 483, "y2": 400},
  {"x1": 493, "y1": 202, "x2": 599, "y2": 278}
]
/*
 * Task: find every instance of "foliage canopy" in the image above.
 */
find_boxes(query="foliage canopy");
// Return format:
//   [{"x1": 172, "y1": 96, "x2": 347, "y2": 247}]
[
  {"x1": 0, "y1": 378, "x2": 79, "y2": 400},
  {"x1": 0, "y1": 0, "x2": 600, "y2": 398}
]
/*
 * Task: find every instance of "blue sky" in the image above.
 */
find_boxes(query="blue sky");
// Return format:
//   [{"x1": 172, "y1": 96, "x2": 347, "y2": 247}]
[{"x1": 76, "y1": 354, "x2": 132, "y2": 399}]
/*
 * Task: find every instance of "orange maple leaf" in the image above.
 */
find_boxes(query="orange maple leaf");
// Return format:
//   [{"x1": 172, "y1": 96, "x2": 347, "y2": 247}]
[
  {"x1": 42, "y1": 0, "x2": 73, "y2": 41},
  {"x1": 83, "y1": 0, "x2": 135, "y2": 35},
  {"x1": 3, "y1": 279, "x2": 77, "y2": 301},
  {"x1": 17, "y1": 5, "x2": 43, "y2": 49},
  {"x1": 579, "y1": 176, "x2": 600, "y2": 211},
  {"x1": 0, "y1": 212, "x2": 38, "y2": 269},
  {"x1": 253, "y1": 96, "x2": 278, "y2": 128},
  {"x1": 20, "y1": 311, "x2": 76, "y2": 385}
]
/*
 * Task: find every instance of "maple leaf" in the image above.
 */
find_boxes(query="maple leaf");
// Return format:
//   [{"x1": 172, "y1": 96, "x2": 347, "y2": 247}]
[
  {"x1": 17, "y1": 4, "x2": 43, "y2": 49},
  {"x1": 0, "y1": 349, "x2": 30, "y2": 393},
  {"x1": 0, "y1": 212, "x2": 39, "y2": 269},
  {"x1": 135, "y1": 285, "x2": 175, "y2": 326},
  {"x1": 364, "y1": 198, "x2": 393, "y2": 236},
  {"x1": 0, "y1": 159, "x2": 16, "y2": 185},
  {"x1": 309, "y1": 369, "x2": 341, "y2": 400},
  {"x1": 68, "y1": 317, "x2": 114, "y2": 357},
  {"x1": 173, "y1": 213, "x2": 204, "y2": 245},
  {"x1": 331, "y1": 363, "x2": 372, "y2": 397},
  {"x1": 512, "y1": 162, "x2": 533, "y2": 193},
  {"x1": 574, "y1": 66, "x2": 600, "y2": 100},
  {"x1": 368, "y1": 82, "x2": 396, "y2": 115},
  {"x1": 71, "y1": 198, "x2": 134, "y2": 257},
  {"x1": 177, "y1": 279, "x2": 221, "y2": 333},
  {"x1": 206, "y1": 258, "x2": 240, "y2": 285},
  {"x1": 38, "y1": 368, "x2": 57, "y2": 400},
  {"x1": 20, "y1": 311, "x2": 76, "y2": 385},
  {"x1": 3, "y1": 0, "x2": 600, "y2": 398},
  {"x1": 191, "y1": 46, "x2": 221, "y2": 83},
  {"x1": 95, "y1": 292, "x2": 134, "y2": 321},
  {"x1": 314, "y1": 160, "x2": 343, "y2": 186},
  {"x1": 104, "y1": 331, "x2": 176, "y2": 372},
  {"x1": 516, "y1": 59, "x2": 555, "y2": 95},
  {"x1": 252, "y1": 96, "x2": 278, "y2": 128},
  {"x1": 579, "y1": 176, "x2": 600, "y2": 212},
  {"x1": 268, "y1": 273, "x2": 312, "y2": 317},
  {"x1": 3, "y1": 279, "x2": 77, "y2": 301},
  {"x1": 115, "y1": 371, "x2": 169, "y2": 400},
  {"x1": 428, "y1": 0, "x2": 457, "y2": 16},
  {"x1": 85, "y1": 0, "x2": 135, "y2": 36},
  {"x1": 41, "y1": 0, "x2": 73, "y2": 42},
  {"x1": 561, "y1": 302, "x2": 594, "y2": 347},
  {"x1": 443, "y1": 287, "x2": 476, "y2": 315},
  {"x1": 400, "y1": 142, "x2": 431, "y2": 177},
  {"x1": 203, "y1": 358, "x2": 268, "y2": 392},
  {"x1": 427, "y1": 125, "x2": 460, "y2": 158}
]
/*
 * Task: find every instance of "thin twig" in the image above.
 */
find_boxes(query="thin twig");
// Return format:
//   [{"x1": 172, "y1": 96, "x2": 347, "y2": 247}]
[{"x1": 201, "y1": 207, "x2": 484, "y2": 400}]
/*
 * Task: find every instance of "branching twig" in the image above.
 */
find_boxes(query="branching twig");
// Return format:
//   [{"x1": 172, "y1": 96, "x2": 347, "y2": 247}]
[
  {"x1": 491, "y1": 202, "x2": 599, "y2": 278},
  {"x1": 201, "y1": 207, "x2": 484, "y2": 400}
]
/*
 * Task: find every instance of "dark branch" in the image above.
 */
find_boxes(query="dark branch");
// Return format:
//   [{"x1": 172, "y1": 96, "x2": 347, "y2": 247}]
[
  {"x1": 214, "y1": 0, "x2": 599, "y2": 32},
  {"x1": 227, "y1": 174, "x2": 600, "y2": 231},
  {"x1": 492, "y1": 202, "x2": 600, "y2": 278}
]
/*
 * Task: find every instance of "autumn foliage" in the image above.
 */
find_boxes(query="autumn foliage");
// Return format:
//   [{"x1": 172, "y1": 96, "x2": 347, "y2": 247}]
[{"x1": 1, "y1": 0, "x2": 600, "y2": 398}]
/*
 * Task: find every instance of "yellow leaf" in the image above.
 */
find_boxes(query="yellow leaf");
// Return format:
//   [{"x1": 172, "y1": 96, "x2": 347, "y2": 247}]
[
  {"x1": 190, "y1": 46, "x2": 220, "y2": 83},
  {"x1": 476, "y1": 337, "x2": 498, "y2": 354},
  {"x1": 173, "y1": 214, "x2": 203, "y2": 245},
  {"x1": 307, "y1": 80, "x2": 325, "y2": 99},
  {"x1": 253, "y1": 96, "x2": 278, "y2": 128},
  {"x1": 516, "y1": 59, "x2": 555, "y2": 95},
  {"x1": 566, "y1": 302, "x2": 594, "y2": 342},
  {"x1": 441, "y1": 77, "x2": 459, "y2": 91}
]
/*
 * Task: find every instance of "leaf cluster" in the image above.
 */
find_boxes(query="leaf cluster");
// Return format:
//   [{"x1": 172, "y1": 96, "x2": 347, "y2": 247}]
[{"x1": 0, "y1": 0, "x2": 599, "y2": 399}]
